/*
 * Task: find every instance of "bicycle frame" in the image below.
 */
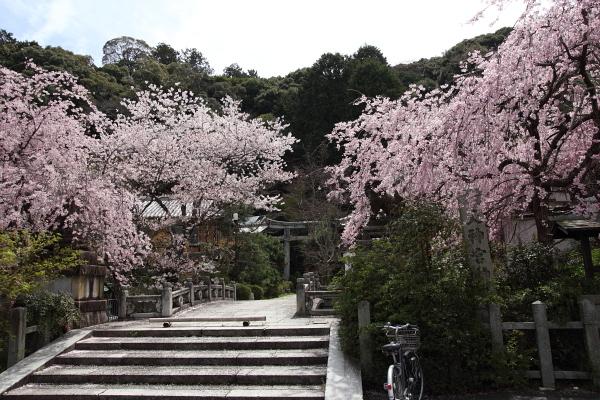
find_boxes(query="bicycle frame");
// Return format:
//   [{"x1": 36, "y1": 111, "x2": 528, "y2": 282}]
[{"x1": 382, "y1": 323, "x2": 421, "y2": 400}]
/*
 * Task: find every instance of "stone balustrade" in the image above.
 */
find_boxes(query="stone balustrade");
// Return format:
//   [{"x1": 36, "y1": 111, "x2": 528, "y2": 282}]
[
  {"x1": 296, "y1": 272, "x2": 339, "y2": 316},
  {"x1": 118, "y1": 278, "x2": 237, "y2": 320}
]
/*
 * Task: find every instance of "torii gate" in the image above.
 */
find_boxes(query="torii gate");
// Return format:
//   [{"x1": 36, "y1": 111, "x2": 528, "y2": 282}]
[
  {"x1": 239, "y1": 217, "x2": 383, "y2": 280},
  {"x1": 265, "y1": 219, "x2": 312, "y2": 280},
  {"x1": 240, "y1": 217, "x2": 316, "y2": 280}
]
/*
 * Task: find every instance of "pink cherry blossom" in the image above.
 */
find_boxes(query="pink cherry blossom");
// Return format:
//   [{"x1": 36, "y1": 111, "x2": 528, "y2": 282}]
[{"x1": 329, "y1": 0, "x2": 600, "y2": 244}]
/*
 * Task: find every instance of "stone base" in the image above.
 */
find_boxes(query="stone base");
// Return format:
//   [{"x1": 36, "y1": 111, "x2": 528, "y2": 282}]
[{"x1": 74, "y1": 300, "x2": 108, "y2": 328}]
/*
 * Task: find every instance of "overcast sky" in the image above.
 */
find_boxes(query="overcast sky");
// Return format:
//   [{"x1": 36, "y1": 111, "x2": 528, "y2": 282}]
[{"x1": 0, "y1": 0, "x2": 524, "y2": 78}]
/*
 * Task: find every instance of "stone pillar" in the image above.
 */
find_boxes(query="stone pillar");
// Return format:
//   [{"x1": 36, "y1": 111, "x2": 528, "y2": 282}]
[
  {"x1": 358, "y1": 300, "x2": 373, "y2": 373},
  {"x1": 46, "y1": 251, "x2": 108, "y2": 327},
  {"x1": 296, "y1": 278, "x2": 306, "y2": 315},
  {"x1": 118, "y1": 288, "x2": 129, "y2": 320},
  {"x1": 161, "y1": 282, "x2": 173, "y2": 317},
  {"x1": 458, "y1": 199, "x2": 493, "y2": 287},
  {"x1": 283, "y1": 227, "x2": 291, "y2": 280},
  {"x1": 489, "y1": 303, "x2": 504, "y2": 353},
  {"x1": 532, "y1": 301, "x2": 555, "y2": 389},
  {"x1": 7, "y1": 307, "x2": 26, "y2": 367},
  {"x1": 187, "y1": 279, "x2": 195, "y2": 305},
  {"x1": 580, "y1": 298, "x2": 600, "y2": 388}
]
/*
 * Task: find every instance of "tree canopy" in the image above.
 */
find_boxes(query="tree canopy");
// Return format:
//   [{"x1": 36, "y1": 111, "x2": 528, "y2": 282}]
[{"x1": 328, "y1": 0, "x2": 600, "y2": 243}]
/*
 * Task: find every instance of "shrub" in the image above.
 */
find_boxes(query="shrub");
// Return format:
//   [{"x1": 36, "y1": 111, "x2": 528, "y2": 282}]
[
  {"x1": 334, "y1": 203, "x2": 524, "y2": 394},
  {"x1": 19, "y1": 291, "x2": 81, "y2": 341},
  {"x1": 236, "y1": 284, "x2": 252, "y2": 300},
  {"x1": 495, "y1": 243, "x2": 600, "y2": 321},
  {"x1": 233, "y1": 233, "x2": 284, "y2": 298},
  {"x1": 493, "y1": 243, "x2": 600, "y2": 374},
  {"x1": 0, "y1": 230, "x2": 81, "y2": 302},
  {"x1": 249, "y1": 284, "x2": 264, "y2": 300},
  {"x1": 265, "y1": 280, "x2": 293, "y2": 298}
]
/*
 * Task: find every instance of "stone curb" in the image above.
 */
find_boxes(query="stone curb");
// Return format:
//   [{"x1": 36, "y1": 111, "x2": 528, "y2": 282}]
[
  {"x1": 325, "y1": 320, "x2": 363, "y2": 400},
  {"x1": 0, "y1": 329, "x2": 92, "y2": 395}
]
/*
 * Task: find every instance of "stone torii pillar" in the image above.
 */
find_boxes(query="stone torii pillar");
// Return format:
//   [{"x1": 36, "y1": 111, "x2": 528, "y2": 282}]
[{"x1": 283, "y1": 227, "x2": 291, "y2": 280}]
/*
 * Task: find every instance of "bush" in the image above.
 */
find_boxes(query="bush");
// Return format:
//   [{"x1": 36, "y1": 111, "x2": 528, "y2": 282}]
[
  {"x1": 265, "y1": 280, "x2": 293, "y2": 298},
  {"x1": 236, "y1": 284, "x2": 252, "y2": 300},
  {"x1": 334, "y1": 203, "x2": 524, "y2": 394},
  {"x1": 19, "y1": 291, "x2": 80, "y2": 341},
  {"x1": 494, "y1": 243, "x2": 600, "y2": 374},
  {"x1": 495, "y1": 243, "x2": 600, "y2": 321},
  {"x1": 249, "y1": 284, "x2": 264, "y2": 300},
  {"x1": 233, "y1": 233, "x2": 284, "y2": 298}
]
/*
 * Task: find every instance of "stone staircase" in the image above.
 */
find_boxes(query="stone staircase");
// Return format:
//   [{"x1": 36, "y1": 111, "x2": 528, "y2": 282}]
[{"x1": 3, "y1": 325, "x2": 330, "y2": 399}]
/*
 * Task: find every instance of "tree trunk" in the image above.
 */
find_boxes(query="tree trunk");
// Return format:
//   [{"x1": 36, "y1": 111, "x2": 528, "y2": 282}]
[{"x1": 531, "y1": 191, "x2": 552, "y2": 244}]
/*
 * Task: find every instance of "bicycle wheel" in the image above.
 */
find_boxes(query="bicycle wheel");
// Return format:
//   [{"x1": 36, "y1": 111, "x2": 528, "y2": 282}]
[
  {"x1": 386, "y1": 364, "x2": 404, "y2": 400},
  {"x1": 402, "y1": 352, "x2": 424, "y2": 400}
]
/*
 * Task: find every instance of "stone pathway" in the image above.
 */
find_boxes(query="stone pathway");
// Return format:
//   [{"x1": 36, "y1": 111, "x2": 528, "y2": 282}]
[
  {"x1": 88, "y1": 294, "x2": 334, "y2": 331},
  {"x1": 177, "y1": 294, "x2": 335, "y2": 325}
]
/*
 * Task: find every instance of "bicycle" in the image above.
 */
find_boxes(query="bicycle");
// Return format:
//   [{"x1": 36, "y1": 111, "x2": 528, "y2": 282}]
[{"x1": 381, "y1": 322, "x2": 424, "y2": 400}]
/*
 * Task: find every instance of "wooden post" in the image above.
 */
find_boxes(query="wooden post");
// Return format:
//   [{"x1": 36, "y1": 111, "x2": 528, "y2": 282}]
[
  {"x1": 532, "y1": 301, "x2": 555, "y2": 389},
  {"x1": 7, "y1": 307, "x2": 26, "y2": 367},
  {"x1": 489, "y1": 303, "x2": 504, "y2": 353},
  {"x1": 187, "y1": 279, "x2": 195, "y2": 305},
  {"x1": 579, "y1": 298, "x2": 600, "y2": 388},
  {"x1": 283, "y1": 227, "x2": 291, "y2": 280},
  {"x1": 118, "y1": 288, "x2": 128, "y2": 320},
  {"x1": 161, "y1": 282, "x2": 173, "y2": 317},
  {"x1": 207, "y1": 278, "x2": 212, "y2": 302},
  {"x1": 296, "y1": 278, "x2": 306, "y2": 315},
  {"x1": 222, "y1": 278, "x2": 226, "y2": 300},
  {"x1": 358, "y1": 300, "x2": 373, "y2": 373},
  {"x1": 233, "y1": 282, "x2": 237, "y2": 301}
]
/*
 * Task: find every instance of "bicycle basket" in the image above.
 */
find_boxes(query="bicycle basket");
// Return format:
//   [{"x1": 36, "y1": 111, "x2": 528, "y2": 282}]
[{"x1": 387, "y1": 328, "x2": 420, "y2": 351}]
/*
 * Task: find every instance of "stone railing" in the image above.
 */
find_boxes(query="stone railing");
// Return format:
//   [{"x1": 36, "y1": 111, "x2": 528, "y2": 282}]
[
  {"x1": 118, "y1": 278, "x2": 237, "y2": 320},
  {"x1": 296, "y1": 272, "x2": 339, "y2": 316}
]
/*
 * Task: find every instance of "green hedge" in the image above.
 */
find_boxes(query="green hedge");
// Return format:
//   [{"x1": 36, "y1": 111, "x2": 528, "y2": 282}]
[
  {"x1": 249, "y1": 284, "x2": 264, "y2": 300},
  {"x1": 236, "y1": 284, "x2": 252, "y2": 300}
]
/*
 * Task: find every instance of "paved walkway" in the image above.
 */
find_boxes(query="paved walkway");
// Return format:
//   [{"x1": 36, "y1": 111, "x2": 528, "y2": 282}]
[{"x1": 92, "y1": 294, "x2": 335, "y2": 331}]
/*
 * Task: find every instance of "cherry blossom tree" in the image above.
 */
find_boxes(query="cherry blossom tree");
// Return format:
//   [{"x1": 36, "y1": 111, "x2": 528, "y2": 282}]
[
  {"x1": 95, "y1": 84, "x2": 297, "y2": 224},
  {"x1": 0, "y1": 65, "x2": 148, "y2": 281},
  {"x1": 328, "y1": 0, "x2": 600, "y2": 244},
  {"x1": 2, "y1": 65, "x2": 297, "y2": 284}
]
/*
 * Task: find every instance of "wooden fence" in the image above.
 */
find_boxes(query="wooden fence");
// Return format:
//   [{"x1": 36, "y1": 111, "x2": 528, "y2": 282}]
[
  {"x1": 357, "y1": 296, "x2": 600, "y2": 389},
  {"x1": 6, "y1": 307, "x2": 39, "y2": 368},
  {"x1": 487, "y1": 295, "x2": 600, "y2": 389}
]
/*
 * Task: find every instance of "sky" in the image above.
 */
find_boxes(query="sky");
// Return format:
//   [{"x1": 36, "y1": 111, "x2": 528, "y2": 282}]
[{"x1": 0, "y1": 0, "x2": 525, "y2": 78}]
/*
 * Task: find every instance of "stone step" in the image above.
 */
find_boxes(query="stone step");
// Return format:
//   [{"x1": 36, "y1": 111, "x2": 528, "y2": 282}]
[
  {"x1": 75, "y1": 336, "x2": 330, "y2": 351},
  {"x1": 55, "y1": 349, "x2": 329, "y2": 366},
  {"x1": 3, "y1": 384, "x2": 325, "y2": 399},
  {"x1": 91, "y1": 326, "x2": 329, "y2": 338},
  {"x1": 32, "y1": 365, "x2": 327, "y2": 386}
]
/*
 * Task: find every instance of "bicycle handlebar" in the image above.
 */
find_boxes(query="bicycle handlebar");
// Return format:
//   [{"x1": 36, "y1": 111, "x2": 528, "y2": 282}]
[{"x1": 381, "y1": 322, "x2": 418, "y2": 330}]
